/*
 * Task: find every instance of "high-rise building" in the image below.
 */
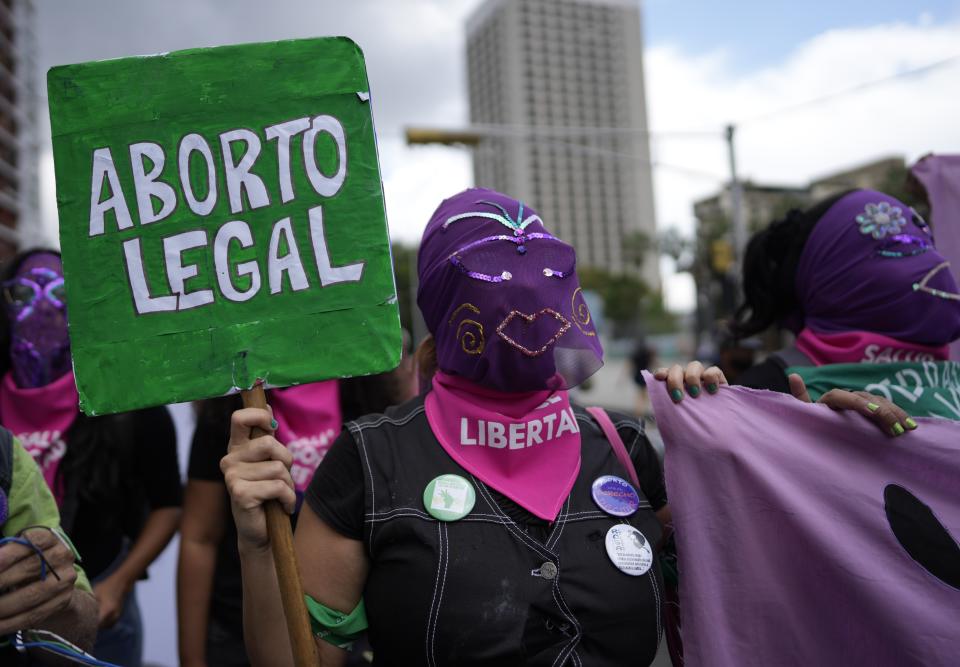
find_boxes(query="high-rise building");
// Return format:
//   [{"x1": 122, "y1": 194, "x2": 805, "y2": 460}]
[
  {"x1": 466, "y1": 0, "x2": 658, "y2": 289},
  {"x1": 0, "y1": 0, "x2": 39, "y2": 259}
]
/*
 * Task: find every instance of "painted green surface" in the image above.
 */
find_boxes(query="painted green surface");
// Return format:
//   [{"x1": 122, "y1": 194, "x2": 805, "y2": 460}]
[
  {"x1": 48, "y1": 37, "x2": 401, "y2": 415},
  {"x1": 787, "y1": 361, "x2": 960, "y2": 419}
]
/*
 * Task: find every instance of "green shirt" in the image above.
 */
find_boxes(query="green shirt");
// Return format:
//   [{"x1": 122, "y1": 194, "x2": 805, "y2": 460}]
[
  {"x1": 787, "y1": 360, "x2": 960, "y2": 420},
  {"x1": 5, "y1": 437, "x2": 92, "y2": 593}
]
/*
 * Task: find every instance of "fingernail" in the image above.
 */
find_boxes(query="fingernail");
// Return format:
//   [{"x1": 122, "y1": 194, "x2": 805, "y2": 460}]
[
  {"x1": 270, "y1": 418, "x2": 278, "y2": 430},
  {"x1": 905, "y1": 418, "x2": 918, "y2": 430},
  {"x1": 891, "y1": 423, "x2": 905, "y2": 436},
  {"x1": 670, "y1": 388, "x2": 683, "y2": 403},
  {"x1": 866, "y1": 402, "x2": 880, "y2": 412},
  {"x1": 706, "y1": 383, "x2": 718, "y2": 394},
  {"x1": 687, "y1": 385, "x2": 700, "y2": 397}
]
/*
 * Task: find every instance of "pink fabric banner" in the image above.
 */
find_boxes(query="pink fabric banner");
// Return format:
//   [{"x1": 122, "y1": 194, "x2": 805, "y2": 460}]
[{"x1": 644, "y1": 372, "x2": 960, "y2": 666}]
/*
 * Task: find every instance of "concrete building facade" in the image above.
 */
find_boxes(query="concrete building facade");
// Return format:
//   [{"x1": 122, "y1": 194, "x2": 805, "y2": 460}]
[
  {"x1": 466, "y1": 0, "x2": 659, "y2": 289},
  {"x1": 0, "y1": 0, "x2": 39, "y2": 259}
]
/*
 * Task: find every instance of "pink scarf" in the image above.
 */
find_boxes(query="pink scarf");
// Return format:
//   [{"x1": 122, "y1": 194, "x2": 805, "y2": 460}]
[
  {"x1": 425, "y1": 371, "x2": 581, "y2": 521},
  {"x1": 0, "y1": 370, "x2": 79, "y2": 504},
  {"x1": 270, "y1": 380, "x2": 341, "y2": 492},
  {"x1": 795, "y1": 328, "x2": 949, "y2": 366}
]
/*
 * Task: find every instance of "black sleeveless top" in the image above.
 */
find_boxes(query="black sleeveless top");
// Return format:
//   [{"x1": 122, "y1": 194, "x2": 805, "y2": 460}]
[{"x1": 307, "y1": 396, "x2": 667, "y2": 666}]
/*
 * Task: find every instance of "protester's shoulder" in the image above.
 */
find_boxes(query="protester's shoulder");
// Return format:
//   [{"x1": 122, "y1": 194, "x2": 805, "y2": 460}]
[
  {"x1": 129, "y1": 404, "x2": 174, "y2": 425},
  {"x1": 6, "y1": 437, "x2": 60, "y2": 535},
  {"x1": 129, "y1": 405, "x2": 176, "y2": 439},
  {"x1": 573, "y1": 405, "x2": 645, "y2": 442},
  {"x1": 347, "y1": 394, "x2": 427, "y2": 433},
  {"x1": 734, "y1": 357, "x2": 791, "y2": 393}
]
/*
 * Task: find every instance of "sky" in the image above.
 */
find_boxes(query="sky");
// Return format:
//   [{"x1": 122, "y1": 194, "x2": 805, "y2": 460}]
[{"x1": 31, "y1": 0, "x2": 960, "y2": 312}]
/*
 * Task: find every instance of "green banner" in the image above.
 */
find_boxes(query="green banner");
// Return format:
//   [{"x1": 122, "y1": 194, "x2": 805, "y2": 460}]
[
  {"x1": 787, "y1": 361, "x2": 960, "y2": 420},
  {"x1": 48, "y1": 37, "x2": 401, "y2": 415}
]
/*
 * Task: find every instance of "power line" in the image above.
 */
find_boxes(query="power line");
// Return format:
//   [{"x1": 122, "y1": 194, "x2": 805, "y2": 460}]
[
  {"x1": 739, "y1": 54, "x2": 960, "y2": 126},
  {"x1": 502, "y1": 133, "x2": 727, "y2": 182}
]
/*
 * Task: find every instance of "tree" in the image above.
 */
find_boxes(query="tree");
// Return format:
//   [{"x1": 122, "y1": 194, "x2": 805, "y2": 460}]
[
  {"x1": 578, "y1": 267, "x2": 676, "y2": 337},
  {"x1": 622, "y1": 230, "x2": 652, "y2": 272}
]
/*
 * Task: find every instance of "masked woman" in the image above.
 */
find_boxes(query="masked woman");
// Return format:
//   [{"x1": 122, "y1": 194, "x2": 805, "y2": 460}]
[
  {"x1": 223, "y1": 189, "x2": 669, "y2": 666},
  {"x1": 730, "y1": 189, "x2": 960, "y2": 421},
  {"x1": 0, "y1": 249, "x2": 182, "y2": 667}
]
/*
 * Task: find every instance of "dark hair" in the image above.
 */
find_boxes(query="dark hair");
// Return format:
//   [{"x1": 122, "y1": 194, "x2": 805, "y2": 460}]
[
  {"x1": 729, "y1": 190, "x2": 854, "y2": 339},
  {"x1": 0, "y1": 248, "x2": 140, "y2": 519}
]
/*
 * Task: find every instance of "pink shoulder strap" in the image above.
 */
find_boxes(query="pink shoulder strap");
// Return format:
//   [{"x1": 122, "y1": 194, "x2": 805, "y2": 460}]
[{"x1": 586, "y1": 406, "x2": 640, "y2": 488}]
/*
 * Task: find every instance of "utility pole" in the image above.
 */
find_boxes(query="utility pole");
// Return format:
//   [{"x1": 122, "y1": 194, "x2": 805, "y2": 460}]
[{"x1": 725, "y1": 123, "x2": 746, "y2": 286}]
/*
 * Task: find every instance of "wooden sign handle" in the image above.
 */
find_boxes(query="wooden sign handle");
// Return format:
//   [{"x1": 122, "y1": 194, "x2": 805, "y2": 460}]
[{"x1": 242, "y1": 384, "x2": 320, "y2": 666}]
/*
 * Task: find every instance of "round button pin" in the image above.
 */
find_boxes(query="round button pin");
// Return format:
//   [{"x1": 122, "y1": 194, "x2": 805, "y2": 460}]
[
  {"x1": 591, "y1": 475, "x2": 640, "y2": 517},
  {"x1": 423, "y1": 474, "x2": 476, "y2": 522},
  {"x1": 604, "y1": 524, "x2": 653, "y2": 576},
  {"x1": 540, "y1": 561, "x2": 558, "y2": 580}
]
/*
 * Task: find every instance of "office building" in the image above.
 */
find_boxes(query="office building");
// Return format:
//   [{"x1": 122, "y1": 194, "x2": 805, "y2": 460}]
[
  {"x1": 0, "y1": 0, "x2": 39, "y2": 258},
  {"x1": 466, "y1": 0, "x2": 659, "y2": 289}
]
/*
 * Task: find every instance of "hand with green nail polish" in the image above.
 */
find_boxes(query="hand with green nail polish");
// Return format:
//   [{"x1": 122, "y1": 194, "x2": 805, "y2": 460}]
[
  {"x1": 653, "y1": 362, "x2": 728, "y2": 405},
  {"x1": 789, "y1": 374, "x2": 919, "y2": 439}
]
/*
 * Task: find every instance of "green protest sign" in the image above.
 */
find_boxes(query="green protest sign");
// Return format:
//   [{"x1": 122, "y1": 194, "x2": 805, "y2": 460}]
[{"x1": 48, "y1": 38, "x2": 401, "y2": 415}]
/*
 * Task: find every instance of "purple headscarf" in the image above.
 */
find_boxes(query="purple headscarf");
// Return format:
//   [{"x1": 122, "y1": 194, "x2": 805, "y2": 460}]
[
  {"x1": 417, "y1": 188, "x2": 603, "y2": 392},
  {"x1": 795, "y1": 189, "x2": 960, "y2": 346},
  {"x1": 4, "y1": 252, "x2": 71, "y2": 388}
]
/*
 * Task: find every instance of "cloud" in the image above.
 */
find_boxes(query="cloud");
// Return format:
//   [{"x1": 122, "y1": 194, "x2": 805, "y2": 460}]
[
  {"x1": 35, "y1": 0, "x2": 481, "y2": 247},
  {"x1": 645, "y1": 17, "x2": 960, "y2": 310},
  {"x1": 33, "y1": 5, "x2": 960, "y2": 313}
]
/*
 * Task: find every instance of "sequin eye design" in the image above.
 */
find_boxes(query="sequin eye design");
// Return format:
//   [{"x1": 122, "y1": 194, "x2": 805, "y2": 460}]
[
  {"x1": 856, "y1": 201, "x2": 906, "y2": 239},
  {"x1": 448, "y1": 232, "x2": 569, "y2": 283},
  {"x1": 876, "y1": 234, "x2": 932, "y2": 258},
  {"x1": 911, "y1": 207, "x2": 932, "y2": 237}
]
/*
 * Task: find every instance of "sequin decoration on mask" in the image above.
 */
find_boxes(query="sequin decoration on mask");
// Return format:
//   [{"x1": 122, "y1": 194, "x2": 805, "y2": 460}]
[
  {"x1": 571, "y1": 288, "x2": 596, "y2": 336},
  {"x1": 876, "y1": 234, "x2": 932, "y2": 258},
  {"x1": 910, "y1": 207, "x2": 933, "y2": 237},
  {"x1": 448, "y1": 232, "x2": 571, "y2": 283},
  {"x1": 449, "y1": 303, "x2": 486, "y2": 355},
  {"x1": 495, "y1": 308, "x2": 572, "y2": 357},
  {"x1": 444, "y1": 199, "x2": 543, "y2": 242},
  {"x1": 912, "y1": 261, "x2": 960, "y2": 301},
  {"x1": 856, "y1": 201, "x2": 906, "y2": 239}
]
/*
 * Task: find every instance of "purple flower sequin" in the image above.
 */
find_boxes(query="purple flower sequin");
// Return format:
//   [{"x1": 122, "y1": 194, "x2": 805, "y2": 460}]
[{"x1": 856, "y1": 201, "x2": 906, "y2": 239}]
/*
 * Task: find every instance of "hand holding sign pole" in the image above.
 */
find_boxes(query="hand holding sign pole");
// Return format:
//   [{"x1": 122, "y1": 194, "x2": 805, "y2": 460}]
[
  {"x1": 243, "y1": 381, "x2": 317, "y2": 665},
  {"x1": 48, "y1": 38, "x2": 402, "y2": 666}
]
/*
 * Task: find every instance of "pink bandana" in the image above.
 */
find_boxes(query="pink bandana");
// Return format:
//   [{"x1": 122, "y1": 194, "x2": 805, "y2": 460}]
[
  {"x1": 0, "y1": 370, "x2": 79, "y2": 504},
  {"x1": 796, "y1": 327, "x2": 949, "y2": 366},
  {"x1": 425, "y1": 371, "x2": 581, "y2": 521},
  {"x1": 270, "y1": 380, "x2": 341, "y2": 492}
]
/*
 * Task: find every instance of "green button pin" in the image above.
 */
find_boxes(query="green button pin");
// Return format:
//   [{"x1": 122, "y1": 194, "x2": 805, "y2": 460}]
[{"x1": 423, "y1": 474, "x2": 476, "y2": 522}]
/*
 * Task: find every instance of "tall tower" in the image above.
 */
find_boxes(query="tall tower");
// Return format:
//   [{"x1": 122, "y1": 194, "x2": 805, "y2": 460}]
[
  {"x1": 466, "y1": 0, "x2": 658, "y2": 290},
  {"x1": 0, "y1": 0, "x2": 39, "y2": 258}
]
